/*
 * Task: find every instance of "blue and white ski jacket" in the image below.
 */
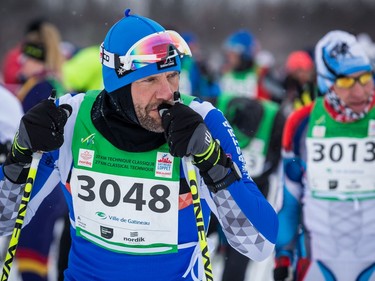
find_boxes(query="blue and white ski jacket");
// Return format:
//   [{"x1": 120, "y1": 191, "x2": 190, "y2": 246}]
[{"x1": 0, "y1": 92, "x2": 278, "y2": 281}]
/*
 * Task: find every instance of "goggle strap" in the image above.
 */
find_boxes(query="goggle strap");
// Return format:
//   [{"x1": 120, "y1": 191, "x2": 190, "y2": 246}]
[
  {"x1": 100, "y1": 44, "x2": 159, "y2": 71},
  {"x1": 100, "y1": 43, "x2": 118, "y2": 69}
]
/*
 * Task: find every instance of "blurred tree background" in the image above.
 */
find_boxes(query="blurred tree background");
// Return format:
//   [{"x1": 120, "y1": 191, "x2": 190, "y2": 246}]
[{"x1": 1, "y1": 0, "x2": 374, "y2": 72}]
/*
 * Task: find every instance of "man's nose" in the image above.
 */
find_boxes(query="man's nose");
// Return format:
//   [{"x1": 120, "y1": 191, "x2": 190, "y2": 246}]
[
  {"x1": 351, "y1": 80, "x2": 367, "y2": 95},
  {"x1": 156, "y1": 77, "x2": 174, "y2": 100}
]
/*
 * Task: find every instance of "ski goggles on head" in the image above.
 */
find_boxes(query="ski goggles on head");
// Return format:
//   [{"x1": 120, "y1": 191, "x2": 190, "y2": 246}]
[
  {"x1": 100, "y1": 30, "x2": 192, "y2": 71},
  {"x1": 335, "y1": 72, "x2": 373, "y2": 89}
]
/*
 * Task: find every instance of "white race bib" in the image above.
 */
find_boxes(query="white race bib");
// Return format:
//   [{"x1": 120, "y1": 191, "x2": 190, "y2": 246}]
[
  {"x1": 71, "y1": 168, "x2": 179, "y2": 254},
  {"x1": 220, "y1": 74, "x2": 257, "y2": 98},
  {"x1": 307, "y1": 137, "x2": 375, "y2": 200}
]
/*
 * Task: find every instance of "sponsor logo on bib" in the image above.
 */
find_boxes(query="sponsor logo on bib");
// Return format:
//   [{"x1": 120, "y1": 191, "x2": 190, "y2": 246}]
[
  {"x1": 155, "y1": 152, "x2": 174, "y2": 178},
  {"x1": 312, "y1": 125, "x2": 326, "y2": 138},
  {"x1": 100, "y1": 226, "x2": 113, "y2": 239},
  {"x1": 78, "y1": 149, "x2": 95, "y2": 168}
]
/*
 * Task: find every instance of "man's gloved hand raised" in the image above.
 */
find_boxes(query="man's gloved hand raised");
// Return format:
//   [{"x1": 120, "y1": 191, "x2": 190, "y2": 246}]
[
  {"x1": 159, "y1": 100, "x2": 241, "y2": 193},
  {"x1": 159, "y1": 102, "x2": 211, "y2": 158},
  {"x1": 4, "y1": 94, "x2": 72, "y2": 183}
]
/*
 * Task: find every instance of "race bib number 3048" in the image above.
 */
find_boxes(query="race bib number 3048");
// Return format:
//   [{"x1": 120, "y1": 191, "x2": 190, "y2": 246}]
[
  {"x1": 306, "y1": 137, "x2": 375, "y2": 200},
  {"x1": 70, "y1": 168, "x2": 179, "y2": 255}
]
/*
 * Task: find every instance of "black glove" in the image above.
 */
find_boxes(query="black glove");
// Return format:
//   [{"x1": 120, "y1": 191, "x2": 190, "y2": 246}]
[
  {"x1": 4, "y1": 98, "x2": 72, "y2": 183},
  {"x1": 15, "y1": 99, "x2": 72, "y2": 156},
  {"x1": 159, "y1": 102, "x2": 211, "y2": 158},
  {"x1": 273, "y1": 256, "x2": 293, "y2": 281},
  {"x1": 159, "y1": 101, "x2": 241, "y2": 192}
]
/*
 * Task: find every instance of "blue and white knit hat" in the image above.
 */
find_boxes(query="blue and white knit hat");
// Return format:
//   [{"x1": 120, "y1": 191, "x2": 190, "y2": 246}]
[
  {"x1": 101, "y1": 9, "x2": 182, "y2": 93},
  {"x1": 315, "y1": 30, "x2": 373, "y2": 94}
]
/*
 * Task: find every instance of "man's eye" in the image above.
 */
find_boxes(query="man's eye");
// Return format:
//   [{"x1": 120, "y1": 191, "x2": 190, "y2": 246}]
[
  {"x1": 143, "y1": 77, "x2": 155, "y2": 83},
  {"x1": 168, "y1": 72, "x2": 179, "y2": 79}
]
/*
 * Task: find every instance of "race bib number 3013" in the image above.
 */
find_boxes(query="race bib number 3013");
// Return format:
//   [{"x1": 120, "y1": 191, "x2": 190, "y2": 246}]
[{"x1": 306, "y1": 137, "x2": 375, "y2": 200}]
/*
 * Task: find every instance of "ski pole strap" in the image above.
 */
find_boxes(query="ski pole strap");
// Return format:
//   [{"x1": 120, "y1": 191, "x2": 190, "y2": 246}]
[{"x1": 206, "y1": 159, "x2": 242, "y2": 193}]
